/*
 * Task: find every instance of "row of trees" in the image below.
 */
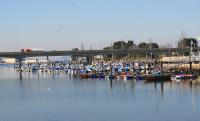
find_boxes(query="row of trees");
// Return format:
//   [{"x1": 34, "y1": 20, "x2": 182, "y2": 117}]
[
  {"x1": 100, "y1": 38, "x2": 199, "y2": 60},
  {"x1": 103, "y1": 38, "x2": 198, "y2": 50},
  {"x1": 103, "y1": 40, "x2": 159, "y2": 50}
]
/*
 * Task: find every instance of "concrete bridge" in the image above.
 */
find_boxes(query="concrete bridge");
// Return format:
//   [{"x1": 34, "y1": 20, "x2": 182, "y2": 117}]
[
  {"x1": 0, "y1": 48, "x2": 192, "y2": 58},
  {"x1": 0, "y1": 48, "x2": 195, "y2": 67}
]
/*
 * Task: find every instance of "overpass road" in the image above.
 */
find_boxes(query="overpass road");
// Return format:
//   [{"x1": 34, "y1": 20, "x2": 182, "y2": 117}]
[{"x1": 0, "y1": 48, "x2": 193, "y2": 58}]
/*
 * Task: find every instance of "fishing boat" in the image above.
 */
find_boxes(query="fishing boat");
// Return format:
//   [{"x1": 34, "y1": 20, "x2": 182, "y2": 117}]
[
  {"x1": 80, "y1": 74, "x2": 90, "y2": 79},
  {"x1": 98, "y1": 73, "x2": 105, "y2": 79},
  {"x1": 171, "y1": 74, "x2": 197, "y2": 82},
  {"x1": 144, "y1": 71, "x2": 172, "y2": 82},
  {"x1": 105, "y1": 75, "x2": 116, "y2": 80},
  {"x1": 135, "y1": 75, "x2": 144, "y2": 80},
  {"x1": 30, "y1": 64, "x2": 39, "y2": 72},
  {"x1": 124, "y1": 74, "x2": 134, "y2": 81},
  {"x1": 118, "y1": 72, "x2": 134, "y2": 81},
  {"x1": 79, "y1": 69, "x2": 89, "y2": 79},
  {"x1": 90, "y1": 73, "x2": 98, "y2": 79}
]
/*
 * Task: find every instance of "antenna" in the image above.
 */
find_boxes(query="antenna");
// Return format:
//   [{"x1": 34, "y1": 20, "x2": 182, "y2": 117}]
[{"x1": 148, "y1": 37, "x2": 152, "y2": 49}]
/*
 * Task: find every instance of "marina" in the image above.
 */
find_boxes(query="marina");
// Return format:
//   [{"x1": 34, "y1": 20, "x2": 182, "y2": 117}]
[
  {"x1": 1, "y1": 55, "x2": 199, "y2": 83},
  {"x1": 1, "y1": 44, "x2": 200, "y2": 83},
  {"x1": 1, "y1": 0, "x2": 200, "y2": 120},
  {"x1": 1, "y1": 46, "x2": 199, "y2": 121},
  {"x1": 0, "y1": 65, "x2": 200, "y2": 121}
]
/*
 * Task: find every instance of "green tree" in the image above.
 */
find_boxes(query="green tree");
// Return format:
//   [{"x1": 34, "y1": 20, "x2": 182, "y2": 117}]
[
  {"x1": 125, "y1": 40, "x2": 136, "y2": 49},
  {"x1": 138, "y1": 42, "x2": 159, "y2": 48},
  {"x1": 177, "y1": 38, "x2": 198, "y2": 48},
  {"x1": 113, "y1": 41, "x2": 126, "y2": 50},
  {"x1": 149, "y1": 43, "x2": 159, "y2": 48},
  {"x1": 138, "y1": 42, "x2": 149, "y2": 48},
  {"x1": 103, "y1": 46, "x2": 112, "y2": 50}
]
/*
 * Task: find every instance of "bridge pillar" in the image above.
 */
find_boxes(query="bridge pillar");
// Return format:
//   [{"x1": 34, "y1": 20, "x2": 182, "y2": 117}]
[
  {"x1": 68, "y1": 62, "x2": 71, "y2": 68},
  {"x1": 47, "y1": 55, "x2": 49, "y2": 61},
  {"x1": 86, "y1": 56, "x2": 93, "y2": 65}
]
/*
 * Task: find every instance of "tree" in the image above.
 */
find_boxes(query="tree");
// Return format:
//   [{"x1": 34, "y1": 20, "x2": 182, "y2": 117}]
[
  {"x1": 113, "y1": 41, "x2": 126, "y2": 50},
  {"x1": 103, "y1": 46, "x2": 112, "y2": 50},
  {"x1": 125, "y1": 40, "x2": 136, "y2": 49},
  {"x1": 149, "y1": 43, "x2": 159, "y2": 48},
  {"x1": 137, "y1": 42, "x2": 159, "y2": 48},
  {"x1": 177, "y1": 38, "x2": 198, "y2": 48},
  {"x1": 138, "y1": 42, "x2": 149, "y2": 48}
]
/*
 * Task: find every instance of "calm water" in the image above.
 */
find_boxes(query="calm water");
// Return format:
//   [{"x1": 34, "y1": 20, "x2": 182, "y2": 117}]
[{"x1": 0, "y1": 65, "x2": 200, "y2": 121}]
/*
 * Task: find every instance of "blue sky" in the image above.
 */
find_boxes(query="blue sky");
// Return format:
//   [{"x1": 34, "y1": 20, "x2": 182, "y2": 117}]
[{"x1": 0, "y1": 0, "x2": 200, "y2": 51}]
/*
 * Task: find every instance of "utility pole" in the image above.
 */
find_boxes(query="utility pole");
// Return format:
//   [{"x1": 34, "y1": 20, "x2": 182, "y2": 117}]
[{"x1": 190, "y1": 40, "x2": 193, "y2": 72}]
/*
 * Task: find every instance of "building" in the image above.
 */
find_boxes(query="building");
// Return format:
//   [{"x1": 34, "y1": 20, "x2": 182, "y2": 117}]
[
  {"x1": 190, "y1": 52, "x2": 200, "y2": 62},
  {"x1": 1, "y1": 58, "x2": 16, "y2": 64}
]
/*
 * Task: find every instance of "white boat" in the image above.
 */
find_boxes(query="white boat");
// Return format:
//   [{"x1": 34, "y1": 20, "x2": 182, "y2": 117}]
[
  {"x1": 171, "y1": 74, "x2": 182, "y2": 82},
  {"x1": 171, "y1": 74, "x2": 197, "y2": 82}
]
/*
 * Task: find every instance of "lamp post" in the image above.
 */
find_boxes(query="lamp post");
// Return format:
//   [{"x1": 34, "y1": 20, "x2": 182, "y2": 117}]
[
  {"x1": 190, "y1": 40, "x2": 193, "y2": 55},
  {"x1": 150, "y1": 53, "x2": 153, "y2": 73}
]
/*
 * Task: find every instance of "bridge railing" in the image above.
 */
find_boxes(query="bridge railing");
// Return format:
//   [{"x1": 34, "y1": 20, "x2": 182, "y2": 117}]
[{"x1": 0, "y1": 47, "x2": 197, "y2": 58}]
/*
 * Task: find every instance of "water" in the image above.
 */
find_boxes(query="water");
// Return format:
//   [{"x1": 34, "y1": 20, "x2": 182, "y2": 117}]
[{"x1": 0, "y1": 65, "x2": 200, "y2": 121}]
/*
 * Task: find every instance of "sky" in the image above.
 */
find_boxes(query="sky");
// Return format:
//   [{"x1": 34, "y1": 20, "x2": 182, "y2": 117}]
[{"x1": 0, "y1": 0, "x2": 200, "y2": 51}]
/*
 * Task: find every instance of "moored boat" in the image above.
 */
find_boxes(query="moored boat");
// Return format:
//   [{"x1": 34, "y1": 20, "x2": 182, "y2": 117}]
[
  {"x1": 171, "y1": 74, "x2": 198, "y2": 82},
  {"x1": 105, "y1": 75, "x2": 116, "y2": 80},
  {"x1": 144, "y1": 72, "x2": 172, "y2": 82}
]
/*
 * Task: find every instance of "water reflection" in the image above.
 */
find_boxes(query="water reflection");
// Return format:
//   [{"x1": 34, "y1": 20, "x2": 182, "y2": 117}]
[
  {"x1": 15, "y1": 70, "x2": 200, "y2": 97},
  {"x1": 145, "y1": 81, "x2": 165, "y2": 97},
  {"x1": 109, "y1": 79, "x2": 113, "y2": 88},
  {"x1": 19, "y1": 71, "x2": 22, "y2": 80},
  {"x1": 1, "y1": 66, "x2": 200, "y2": 121}
]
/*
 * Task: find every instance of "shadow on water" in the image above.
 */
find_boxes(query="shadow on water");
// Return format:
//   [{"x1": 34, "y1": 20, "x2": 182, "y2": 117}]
[
  {"x1": 145, "y1": 80, "x2": 172, "y2": 98},
  {"x1": 16, "y1": 71, "x2": 200, "y2": 97},
  {"x1": 2, "y1": 66, "x2": 200, "y2": 121},
  {"x1": 109, "y1": 79, "x2": 113, "y2": 88},
  {"x1": 19, "y1": 71, "x2": 22, "y2": 81},
  {"x1": 144, "y1": 78, "x2": 200, "y2": 101}
]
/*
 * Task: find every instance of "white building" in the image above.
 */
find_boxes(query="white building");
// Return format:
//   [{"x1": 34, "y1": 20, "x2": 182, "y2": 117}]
[
  {"x1": 190, "y1": 52, "x2": 200, "y2": 62},
  {"x1": 1, "y1": 58, "x2": 16, "y2": 64}
]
